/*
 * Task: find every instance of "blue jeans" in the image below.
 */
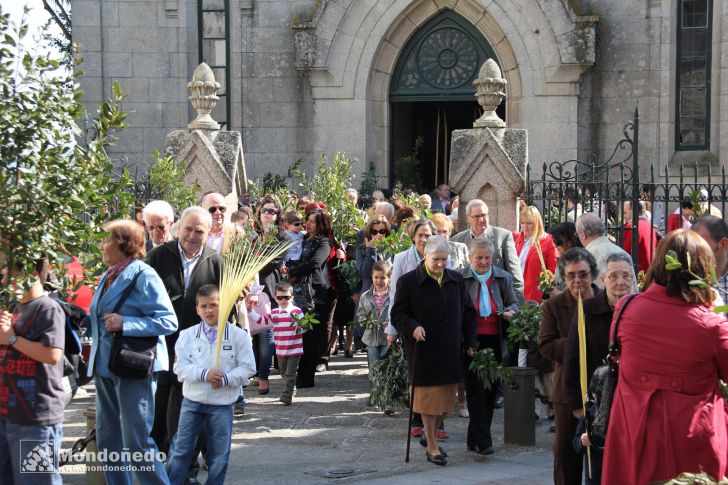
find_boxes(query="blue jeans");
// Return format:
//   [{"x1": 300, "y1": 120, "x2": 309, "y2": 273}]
[
  {"x1": 0, "y1": 420, "x2": 62, "y2": 485},
  {"x1": 167, "y1": 398, "x2": 232, "y2": 485},
  {"x1": 254, "y1": 329, "x2": 274, "y2": 380},
  {"x1": 95, "y1": 374, "x2": 168, "y2": 485}
]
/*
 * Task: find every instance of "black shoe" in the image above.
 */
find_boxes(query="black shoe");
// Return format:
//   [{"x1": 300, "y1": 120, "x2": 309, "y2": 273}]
[
  {"x1": 494, "y1": 395, "x2": 504, "y2": 408},
  {"x1": 467, "y1": 444, "x2": 494, "y2": 455},
  {"x1": 425, "y1": 451, "x2": 447, "y2": 466},
  {"x1": 549, "y1": 425, "x2": 556, "y2": 433},
  {"x1": 331, "y1": 348, "x2": 338, "y2": 356},
  {"x1": 419, "y1": 437, "x2": 447, "y2": 457},
  {"x1": 344, "y1": 350, "x2": 353, "y2": 358}
]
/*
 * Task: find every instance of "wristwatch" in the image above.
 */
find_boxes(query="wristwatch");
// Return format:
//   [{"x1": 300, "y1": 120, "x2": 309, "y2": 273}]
[{"x1": 7, "y1": 335, "x2": 18, "y2": 347}]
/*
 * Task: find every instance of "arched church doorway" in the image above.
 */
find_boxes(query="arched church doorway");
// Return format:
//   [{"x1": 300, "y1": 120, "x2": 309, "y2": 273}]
[{"x1": 390, "y1": 10, "x2": 504, "y2": 193}]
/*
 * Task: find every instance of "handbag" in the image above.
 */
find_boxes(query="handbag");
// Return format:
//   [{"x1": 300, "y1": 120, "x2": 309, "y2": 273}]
[
  {"x1": 588, "y1": 293, "x2": 638, "y2": 440},
  {"x1": 291, "y1": 275, "x2": 315, "y2": 312},
  {"x1": 107, "y1": 271, "x2": 159, "y2": 379}
]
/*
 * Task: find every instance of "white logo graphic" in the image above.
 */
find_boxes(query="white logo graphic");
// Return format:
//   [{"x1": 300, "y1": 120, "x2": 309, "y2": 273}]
[{"x1": 20, "y1": 440, "x2": 57, "y2": 473}]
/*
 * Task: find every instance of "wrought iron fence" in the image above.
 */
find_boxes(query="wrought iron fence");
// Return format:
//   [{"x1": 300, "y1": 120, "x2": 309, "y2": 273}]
[{"x1": 524, "y1": 109, "x2": 727, "y2": 275}]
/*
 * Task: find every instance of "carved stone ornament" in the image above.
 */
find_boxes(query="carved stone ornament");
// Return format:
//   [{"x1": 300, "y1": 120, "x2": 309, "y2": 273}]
[
  {"x1": 187, "y1": 62, "x2": 221, "y2": 131},
  {"x1": 473, "y1": 58, "x2": 507, "y2": 128}
]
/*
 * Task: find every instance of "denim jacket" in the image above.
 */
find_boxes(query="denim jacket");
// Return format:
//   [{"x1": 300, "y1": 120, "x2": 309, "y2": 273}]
[{"x1": 88, "y1": 259, "x2": 178, "y2": 377}]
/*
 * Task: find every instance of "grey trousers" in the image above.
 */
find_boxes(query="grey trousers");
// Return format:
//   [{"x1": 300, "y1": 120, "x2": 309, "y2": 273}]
[{"x1": 278, "y1": 355, "x2": 301, "y2": 399}]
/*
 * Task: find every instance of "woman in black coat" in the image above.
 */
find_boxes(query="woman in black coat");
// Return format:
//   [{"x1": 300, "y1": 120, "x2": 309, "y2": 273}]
[
  {"x1": 391, "y1": 236, "x2": 477, "y2": 465},
  {"x1": 289, "y1": 209, "x2": 334, "y2": 388}
]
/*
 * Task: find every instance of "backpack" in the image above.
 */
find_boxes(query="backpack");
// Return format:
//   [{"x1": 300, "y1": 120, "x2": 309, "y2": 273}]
[{"x1": 53, "y1": 298, "x2": 92, "y2": 391}]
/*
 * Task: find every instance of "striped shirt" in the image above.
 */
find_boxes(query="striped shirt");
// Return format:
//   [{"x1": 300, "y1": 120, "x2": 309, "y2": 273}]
[{"x1": 250, "y1": 306, "x2": 304, "y2": 357}]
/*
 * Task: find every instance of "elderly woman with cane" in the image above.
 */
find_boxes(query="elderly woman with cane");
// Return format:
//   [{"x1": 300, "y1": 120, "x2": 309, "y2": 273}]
[{"x1": 391, "y1": 236, "x2": 477, "y2": 465}]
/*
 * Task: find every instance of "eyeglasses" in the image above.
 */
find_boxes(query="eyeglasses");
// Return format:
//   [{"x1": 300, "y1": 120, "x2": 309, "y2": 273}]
[
  {"x1": 208, "y1": 206, "x2": 226, "y2": 214},
  {"x1": 469, "y1": 213, "x2": 488, "y2": 219},
  {"x1": 148, "y1": 224, "x2": 169, "y2": 231},
  {"x1": 370, "y1": 229, "x2": 389, "y2": 236},
  {"x1": 261, "y1": 208, "x2": 278, "y2": 215},
  {"x1": 275, "y1": 295, "x2": 292, "y2": 300},
  {"x1": 606, "y1": 273, "x2": 632, "y2": 282},
  {"x1": 564, "y1": 271, "x2": 591, "y2": 281},
  {"x1": 291, "y1": 221, "x2": 303, "y2": 227}
]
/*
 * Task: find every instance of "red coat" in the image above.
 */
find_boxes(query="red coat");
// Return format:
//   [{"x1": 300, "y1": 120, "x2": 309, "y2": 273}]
[
  {"x1": 513, "y1": 232, "x2": 557, "y2": 303},
  {"x1": 603, "y1": 285, "x2": 728, "y2": 485},
  {"x1": 622, "y1": 219, "x2": 658, "y2": 273}
]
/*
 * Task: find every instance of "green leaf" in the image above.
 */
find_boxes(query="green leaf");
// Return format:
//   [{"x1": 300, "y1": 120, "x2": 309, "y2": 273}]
[{"x1": 688, "y1": 279, "x2": 707, "y2": 287}]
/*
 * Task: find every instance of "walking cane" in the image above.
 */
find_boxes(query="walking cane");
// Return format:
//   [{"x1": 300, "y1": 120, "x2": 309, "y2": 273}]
[{"x1": 405, "y1": 341, "x2": 419, "y2": 463}]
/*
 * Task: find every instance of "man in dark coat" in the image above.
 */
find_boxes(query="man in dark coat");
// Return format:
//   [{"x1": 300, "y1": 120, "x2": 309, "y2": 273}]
[
  {"x1": 391, "y1": 236, "x2": 476, "y2": 465},
  {"x1": 146, "y1": 206, "x2": 223, "y2": 457}
]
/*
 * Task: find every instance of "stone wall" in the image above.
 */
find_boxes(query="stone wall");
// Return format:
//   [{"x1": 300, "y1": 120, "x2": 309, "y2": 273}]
[{"x1": 578, "y1": 0, "x2": 727, "y2": 175}]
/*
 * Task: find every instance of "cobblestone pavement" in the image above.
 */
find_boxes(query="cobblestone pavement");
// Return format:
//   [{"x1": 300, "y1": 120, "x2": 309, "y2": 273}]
[{"x1": 60, "y1": 353, "x2": 554, "y2": 484}]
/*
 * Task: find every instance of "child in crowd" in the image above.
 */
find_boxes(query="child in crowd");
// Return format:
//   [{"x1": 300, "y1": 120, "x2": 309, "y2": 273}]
[
  {"x1": 281, "y1": 211, "x2": 305, "y2": 263},
  {"x1": 167, "y1": 284, "x2": 255, "y2": 485},
  {"x1": 248, "y1": 281, "x2": 304, "y2": 405},
  {"x1": 356, "y1": 260, "x2": 392, "y2": 414}
]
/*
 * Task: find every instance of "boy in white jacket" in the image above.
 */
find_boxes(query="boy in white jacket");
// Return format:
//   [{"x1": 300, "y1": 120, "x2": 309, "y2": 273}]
[{"x1": 167, "y1": 284, "x2": 255, "y2": 485}]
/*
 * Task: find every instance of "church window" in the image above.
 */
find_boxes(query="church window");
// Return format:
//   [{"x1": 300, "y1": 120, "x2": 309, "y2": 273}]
[
  {"x1": 198, "y1": 0, "x2": 230, "y2": 129},
  {"x1": 675, "y1": 0, "x2": 712, "y2": 150}
]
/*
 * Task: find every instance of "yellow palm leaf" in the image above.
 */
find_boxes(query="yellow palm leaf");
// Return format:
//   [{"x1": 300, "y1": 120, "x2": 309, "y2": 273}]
[{"x1": 577, "y1": 291, "x2": 592, "y2": 478}]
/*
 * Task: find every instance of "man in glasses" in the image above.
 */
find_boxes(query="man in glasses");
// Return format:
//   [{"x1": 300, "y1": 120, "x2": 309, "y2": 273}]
[
  {"x1": 201, "y1": 192, "x2": 240, "y2": 253},
  {"x1": 142, "y1": 200, "x2": 175, "y2": 252},
  {"x1": 451, "y1": 199, "x2": 524, "y2": 302}
]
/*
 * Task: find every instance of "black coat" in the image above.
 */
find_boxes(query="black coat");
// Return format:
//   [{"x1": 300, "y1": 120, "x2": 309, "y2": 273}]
[
  {"x1": 563, "y1": 289, "x2": 612, "y2": 411},
  {"x1": 145, "y1": 241, "x2": 223, "y2": 362},
  {"x1": 288, "y1": 235, "x2": 332, "y2": 299},
  {"x1": 390, "y1": 263, "x2": 477, "y2": 387}
]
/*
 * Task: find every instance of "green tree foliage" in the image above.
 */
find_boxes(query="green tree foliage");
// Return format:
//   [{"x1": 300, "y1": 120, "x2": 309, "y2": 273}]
[
  {"x1": 0, "y1": 9, "x2": 132, "y2": 305},
  {"x1": 506, "y1": 302, "x2": 543, "y2": 350},
  {"x1": 359, "y1": 161, "x2": 378, "y2": 197},
  {"x1": 300, "y1": 152, "x2": 363, "y2": 244},
  {"x1": 147, "y1": 150, "x2": 199, "y2": 212},
  {"x1": 246, "y1": 159, "x2": 303, "y2": 210},
  {"x1": 393, "y1": 136, "x2": 423, "y2": 193},
  {"x1": 469, "y1": 348, "x2": 511, "y2": 391}
]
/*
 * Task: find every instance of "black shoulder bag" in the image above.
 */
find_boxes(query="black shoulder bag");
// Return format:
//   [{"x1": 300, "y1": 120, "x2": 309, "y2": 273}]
[
  {"x1": 107, "y1": 271, "x2": 158, "y2": 379},
  {"x1": 588, "y1": 293, "x2": 638, "y2": 441}
]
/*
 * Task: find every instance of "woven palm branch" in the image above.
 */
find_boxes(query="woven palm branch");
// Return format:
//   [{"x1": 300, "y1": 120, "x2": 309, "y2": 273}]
[{"x1": 215, "y1": 234, "x2": 292, "y2": 367}]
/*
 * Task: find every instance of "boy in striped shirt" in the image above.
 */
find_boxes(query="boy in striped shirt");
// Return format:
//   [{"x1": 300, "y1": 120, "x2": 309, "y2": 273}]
[{"x1": 247, "y1": 282, "x2": 304, "y2": 405}]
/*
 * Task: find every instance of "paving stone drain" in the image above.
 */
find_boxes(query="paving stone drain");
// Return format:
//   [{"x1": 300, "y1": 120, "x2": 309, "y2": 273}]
[{"x1": 306, "y1": 467, "x2": 376, "y2": 479}]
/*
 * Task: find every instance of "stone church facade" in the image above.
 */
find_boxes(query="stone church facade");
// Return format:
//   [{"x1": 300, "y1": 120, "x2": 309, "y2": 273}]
[{"x1": 72, "y1": 0, "x2": 727, "y2": 190}]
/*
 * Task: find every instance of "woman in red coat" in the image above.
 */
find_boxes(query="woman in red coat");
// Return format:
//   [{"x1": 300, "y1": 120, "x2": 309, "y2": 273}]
[
  {"x1": 514, "y1": 206, "x2": 557, "y2": 302},
  {"x1": 603, "y1": 229, "x2": 728, "y2": 484}
]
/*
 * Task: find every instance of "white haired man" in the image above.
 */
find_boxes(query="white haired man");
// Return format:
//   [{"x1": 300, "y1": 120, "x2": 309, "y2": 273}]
[{"x1": 143, "y1": 200, "x2": 175, "y2": 252}]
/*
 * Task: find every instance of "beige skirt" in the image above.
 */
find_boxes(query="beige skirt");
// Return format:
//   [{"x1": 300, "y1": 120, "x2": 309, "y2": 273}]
[{"x1": 412, "y1": 383, "x2": 458, "y2": 415}]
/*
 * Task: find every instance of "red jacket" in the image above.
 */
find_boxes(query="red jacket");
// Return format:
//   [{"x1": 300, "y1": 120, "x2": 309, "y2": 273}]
[
  {"x1": 603, "y1": 285, "x2": 728, "y2": 484},
  {"x1": 622, "y1": 218, "x2": 658, "y2": 273},
  {"x1": 513, "y1": 232, "x2": 556, "y2": 303}
]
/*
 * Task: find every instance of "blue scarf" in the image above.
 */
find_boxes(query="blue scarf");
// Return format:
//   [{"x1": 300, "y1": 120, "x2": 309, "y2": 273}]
[{"x1": 470, "y1": 265, "x2": 493, "y2": 318}]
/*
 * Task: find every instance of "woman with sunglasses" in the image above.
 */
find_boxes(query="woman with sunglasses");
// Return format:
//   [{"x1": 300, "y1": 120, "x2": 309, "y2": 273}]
[
  {"x1": 289, "y1": 209, "x2": 336, "y2": 388},
  {"x1": 356, "y1": 215, "x2": 393, "y2": 293},
  {"x1": 251, "y1": 194, "x2": 285, "y2": 395}
]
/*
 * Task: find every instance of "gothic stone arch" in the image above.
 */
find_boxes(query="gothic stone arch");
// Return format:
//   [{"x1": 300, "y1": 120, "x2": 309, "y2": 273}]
[{"x1": 293, "y1": 0, "x2": 596, "y2": 185}]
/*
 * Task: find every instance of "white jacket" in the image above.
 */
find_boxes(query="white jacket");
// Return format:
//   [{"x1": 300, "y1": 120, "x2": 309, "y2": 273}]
[{"x1": 174, "y1": 322, "x2": 256, "y2": 405}]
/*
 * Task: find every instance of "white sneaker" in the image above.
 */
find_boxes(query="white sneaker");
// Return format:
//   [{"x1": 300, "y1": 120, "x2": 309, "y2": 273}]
[
  {"x1": 457, "y1": 403, "x2": 469, "y2": 418},
  {"x1": 315, "y1": 363, "x2": 327, "y2": 372}
]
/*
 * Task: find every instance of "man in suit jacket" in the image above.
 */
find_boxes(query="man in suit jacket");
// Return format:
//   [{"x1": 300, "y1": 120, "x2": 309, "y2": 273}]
[
  {"x1": 431, "y1": 184, "x2": 452, "y2": 214},
  {"x1": 451, "y1": 199, "x2": 524, "y2": 301}
]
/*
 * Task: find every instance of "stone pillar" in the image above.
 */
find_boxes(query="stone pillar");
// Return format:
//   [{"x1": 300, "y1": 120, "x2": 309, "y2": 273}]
[
  {"x1": 164, "y1": 62, "x2": 248, "y2": 204},
  {"x1": 449, "y1": 59, "x2": 527, "y2": 231}
]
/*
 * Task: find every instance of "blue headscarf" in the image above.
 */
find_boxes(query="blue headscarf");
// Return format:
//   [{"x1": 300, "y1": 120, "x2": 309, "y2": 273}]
[{"x1": 470, "y1": 265, "x2": 493, "y2": 318}]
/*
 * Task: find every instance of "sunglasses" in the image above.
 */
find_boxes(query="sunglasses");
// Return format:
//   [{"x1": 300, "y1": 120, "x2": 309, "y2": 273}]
[
  {"x1": 370, "y1": 229, "x2": 389, "y2": 236},
  {"x1": 261, "y1": 208, "x2": 278, "y2": 215},
  {"x1": 291, "y1": 221, "x2": 303, "y2": 227},
  {"x1": 275, "y1": 295, "x2": 292, "y2": 300},
  {"x1": 208, "y1": 206, "x2": 226, "y2": 214},
  {"x1": 148, "y1": 224, "x2": 169, "y2": 231}
]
